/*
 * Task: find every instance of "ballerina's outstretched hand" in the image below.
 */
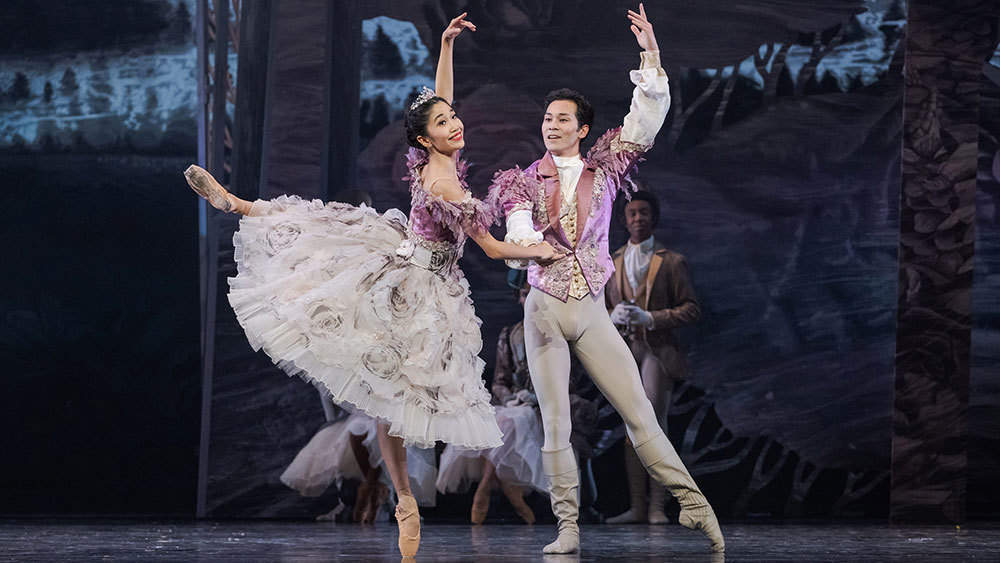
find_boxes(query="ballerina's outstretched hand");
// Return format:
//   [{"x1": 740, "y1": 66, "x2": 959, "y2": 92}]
[{"x1": 442, "y1": 11, "x2": 476, "y2": 43}]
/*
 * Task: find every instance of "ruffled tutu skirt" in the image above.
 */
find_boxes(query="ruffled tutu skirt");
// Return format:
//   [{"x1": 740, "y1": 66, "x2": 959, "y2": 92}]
[
  {"x1": 228, "y1": 195, "x2": 502, "y2": 450},
  {"x1": 436, "y1": 405, "x2": 547, "y2": 495},
  {"x1": 280, "y1": 412, "x2": 437, "y2": 505}
]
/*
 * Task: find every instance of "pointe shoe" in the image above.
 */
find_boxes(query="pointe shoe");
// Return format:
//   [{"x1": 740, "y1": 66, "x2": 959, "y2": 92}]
[
  {"x1": 499, "y1": 481, "x2": 535, "y2": 524},
  {"x1": 314, "y1": 501, "x2": 345, "y2": 522},
  {"x1": 471, "y1": 486, "x2": 490, "y2": 524},
  {"x1": 395, "y1": 493, "x2": 421, "y2": 558},
  {"x1": 355, "y1": 478, "x2": 389, "y2": 524},
  {"x1": 354, "y1": 479, "x2": 373, "y2": 524},
  {"x1": 184, "y1": 164, "x2": 236, "y2": 212}
]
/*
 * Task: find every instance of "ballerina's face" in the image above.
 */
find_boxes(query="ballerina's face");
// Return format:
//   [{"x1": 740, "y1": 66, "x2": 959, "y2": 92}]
[{"x1": 418, "y1": 101, "x2": 465, "y2": 154}]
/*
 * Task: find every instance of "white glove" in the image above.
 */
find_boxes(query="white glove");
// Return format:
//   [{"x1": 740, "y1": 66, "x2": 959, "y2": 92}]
[
  {"x1": 626, "y1": 305, "x2": 654, "y2": 329},
  {"x1": 610, "y1": 302, "x2": 630, "y2": 326},
  {"x1": 505, "y1": 398, "x2": 521, "y2": 407}
]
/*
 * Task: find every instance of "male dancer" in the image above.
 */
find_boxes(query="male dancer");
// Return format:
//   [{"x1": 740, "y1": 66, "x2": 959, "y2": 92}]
[{"x1": 491, "y1": 4, "x2": 724, "y2": 554}]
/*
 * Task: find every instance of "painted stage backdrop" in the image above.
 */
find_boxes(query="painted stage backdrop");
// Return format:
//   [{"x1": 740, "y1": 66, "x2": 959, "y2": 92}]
[{"x1": 0, "y1": 0, "x2": 201, "y2": 513}]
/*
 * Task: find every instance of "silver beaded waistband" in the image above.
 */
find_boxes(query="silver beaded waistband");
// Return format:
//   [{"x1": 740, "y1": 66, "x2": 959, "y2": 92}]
[{"x1": 396, "y1": 237, "x2": 459, "y2": 276}]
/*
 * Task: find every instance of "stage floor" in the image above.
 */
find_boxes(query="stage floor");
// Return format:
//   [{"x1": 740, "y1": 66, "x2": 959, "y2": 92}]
[{"x1": 1, "y1": 519, "x2": 997, "y2": 561}]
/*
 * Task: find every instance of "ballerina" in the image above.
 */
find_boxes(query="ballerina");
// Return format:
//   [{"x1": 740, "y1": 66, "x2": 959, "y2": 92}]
[{"x1": 184, "y1": 13, "x2": 564, "y2": 558}]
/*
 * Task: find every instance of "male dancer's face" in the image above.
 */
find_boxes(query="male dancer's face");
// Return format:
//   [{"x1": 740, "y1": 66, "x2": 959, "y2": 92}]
[
  {"x1": 625, "y1": 199, "x2": 654, "y2": 243},
  {"x1": 542, "y1": 99, "x2": 589, "y2": 157}
]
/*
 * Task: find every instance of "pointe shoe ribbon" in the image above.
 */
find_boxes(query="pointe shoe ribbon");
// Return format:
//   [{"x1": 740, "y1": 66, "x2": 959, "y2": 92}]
[{"x1": 395, "y1": 493, "x2": 421, "y2": 558}]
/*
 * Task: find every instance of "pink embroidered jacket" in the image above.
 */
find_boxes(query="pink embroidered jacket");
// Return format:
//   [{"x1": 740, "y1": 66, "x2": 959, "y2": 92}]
[
  {"x1": 489, "y1": 52, "x2": 671, "y2": 301},
  {"x1": 490, "y1": 130, "x2": 651, "y2": 300}
]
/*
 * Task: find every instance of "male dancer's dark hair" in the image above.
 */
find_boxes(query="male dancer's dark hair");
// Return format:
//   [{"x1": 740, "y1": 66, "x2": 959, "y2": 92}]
[{"x1": 544, "y1": 88, "x2": 595, "y2": 132}]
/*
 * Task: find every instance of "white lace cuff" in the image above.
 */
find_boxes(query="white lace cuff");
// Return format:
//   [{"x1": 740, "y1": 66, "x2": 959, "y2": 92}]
[
  {"x1": 505, "y1": 210, "x2": 544, "y2": 245},
  {"x1": 639, "y1": 50, "x2": 662, "y2": 71},
  {"x1": 505, "y1": 230, "x2": 544, "y2": 246},
  {"x1": 505, "y1": 259, "x2": 531, "y2": 270},
  {"x1": 621, "y1": 57, "x2": 671, "y2": 146},
  {"x1": 503, "y1": 234, "x2": 539, "y2": 271}
]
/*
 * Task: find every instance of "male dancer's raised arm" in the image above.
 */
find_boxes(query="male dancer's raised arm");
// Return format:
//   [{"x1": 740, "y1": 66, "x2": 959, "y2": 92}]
[
  {"x1": 619, "y1": 4, "x2": 670, "y2": 148},
  {"x1": 495, "y1": 3, "x2": 671, "y2": 264}
]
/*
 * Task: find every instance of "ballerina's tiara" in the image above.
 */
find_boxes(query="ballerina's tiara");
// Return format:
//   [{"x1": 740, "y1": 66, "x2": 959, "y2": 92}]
[{"x1": 408, "y1": 87, "x2": 437, "y2": 111}]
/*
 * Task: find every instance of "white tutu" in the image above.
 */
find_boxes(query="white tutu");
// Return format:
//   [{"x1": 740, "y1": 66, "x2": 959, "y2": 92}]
[
  {"x1": 227, "y1": 195, "x2": 502, "y2": 450},
  {"x1": 436, "y1": 405, "x2": 547, "y2": 495},
  {"x1": 280, "y1": 413, "x2": 437, "y2": 506}
]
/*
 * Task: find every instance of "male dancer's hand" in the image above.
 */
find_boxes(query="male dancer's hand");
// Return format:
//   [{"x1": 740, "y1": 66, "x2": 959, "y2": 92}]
[
  {"x1": 442, "y1": 12, "x2": 476, "y2": 43},
  {"x1": 627, "y1": 3, "x2": 658, "y2": 52}
]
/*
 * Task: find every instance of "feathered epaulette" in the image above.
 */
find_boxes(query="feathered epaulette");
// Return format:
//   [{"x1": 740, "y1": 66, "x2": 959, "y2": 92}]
[
  {"x1": 485, "y1": 166, "x2": 534, "y2": 223},
  {"x1": 585, "y1": 126, "x2": 646, "y2": 201}
]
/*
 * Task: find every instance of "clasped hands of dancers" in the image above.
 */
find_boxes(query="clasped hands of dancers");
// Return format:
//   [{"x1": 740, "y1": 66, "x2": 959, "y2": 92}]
[{"x1": 185, "y1": 4, "x2": 723, "y2": 557}]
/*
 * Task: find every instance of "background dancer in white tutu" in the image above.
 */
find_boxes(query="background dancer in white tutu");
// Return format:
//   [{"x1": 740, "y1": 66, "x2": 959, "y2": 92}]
[
  {"x1": 280, "y1": 410, "x2": 439, "y2": 523},
  {"x1": 183, "y1": 13, "x2": 564, "y2": 558}
]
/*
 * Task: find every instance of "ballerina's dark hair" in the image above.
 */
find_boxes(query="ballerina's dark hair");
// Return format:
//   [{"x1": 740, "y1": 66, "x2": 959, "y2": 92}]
[{"x1": 404, "y1": 95, "x2": 451, "y2": 149}]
